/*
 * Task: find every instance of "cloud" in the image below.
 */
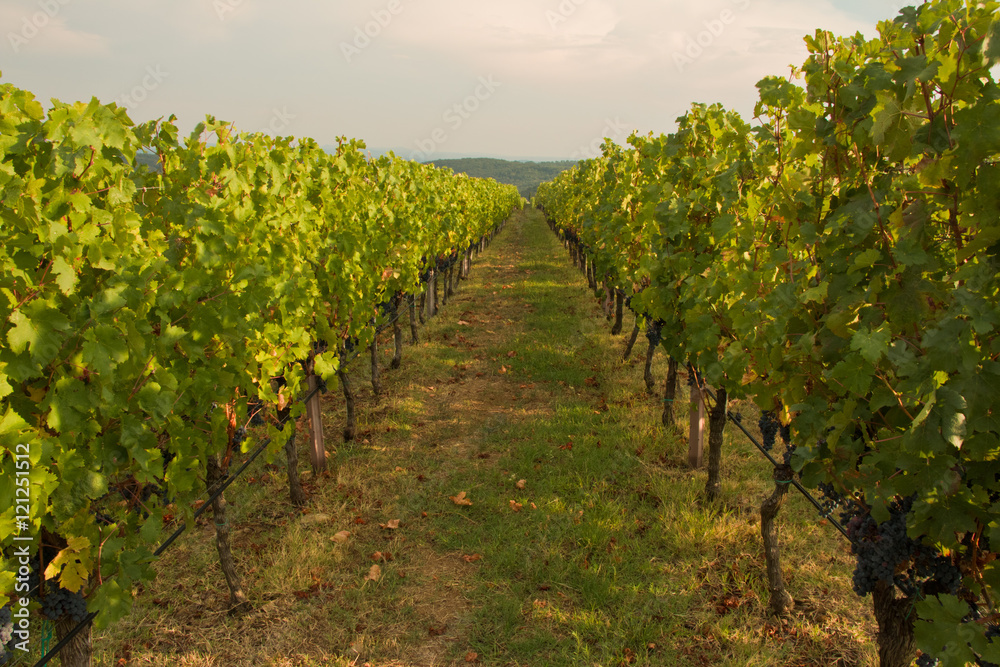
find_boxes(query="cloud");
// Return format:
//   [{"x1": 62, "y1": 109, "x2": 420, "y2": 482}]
[
  {"x1": 1, "y1": 0, "x2": 896, "y2": 158},
  {"x1": 1, "y1": 3, "x2": 109, "y2": 57}
]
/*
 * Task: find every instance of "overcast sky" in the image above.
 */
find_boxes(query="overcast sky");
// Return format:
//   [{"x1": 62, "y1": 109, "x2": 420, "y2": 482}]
[{"x1": 2, "y1": 0, "x2": 910, "y2": 161}]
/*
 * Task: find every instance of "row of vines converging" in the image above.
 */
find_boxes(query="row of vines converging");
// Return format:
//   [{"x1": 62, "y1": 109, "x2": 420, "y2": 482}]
[
  {"x1": 0, "y1": 77, "x2": 522, "y2": 665},
  {"x1": 535, "y1": 3, "x2": 1000, "y2": 666}
]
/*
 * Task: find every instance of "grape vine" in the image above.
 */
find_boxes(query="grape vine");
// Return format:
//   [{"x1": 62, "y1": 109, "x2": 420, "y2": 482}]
[{"x1": 536, "y1": 2, "x2": 1000, "y2": 663}]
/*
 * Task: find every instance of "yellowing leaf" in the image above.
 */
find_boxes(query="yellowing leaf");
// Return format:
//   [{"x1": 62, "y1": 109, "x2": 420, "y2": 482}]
[
  {"x1": 44, "y1": 536, "x2": 91, "y2": 593},
  {"x1": 450, "y1": 491, "x2": 473, "y2": 506}
]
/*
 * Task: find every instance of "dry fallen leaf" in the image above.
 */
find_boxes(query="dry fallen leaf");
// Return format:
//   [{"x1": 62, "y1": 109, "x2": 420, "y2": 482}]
[
  {"x1": 364, "y1": 564, "x2": 382, "y2": 582},
  {"x1": 515, "y1": 479, "x2": 526, "y2": 490},
  {"x1": 450, "y1": 491, "x2": 473, "y2": 506},
  {"x1": 499, "y1": 365, "x2": 508, "y2": 374},
  {"x1": 330, "y1": 531, "x2": 351, "y2": 544},
  {"x1": 509, "y1": 500, "x2": 523, "y2": 513},
  {"x1": 506, "y1": 351, "x2": 517, "y2": 358},
  {"x1": 461, "y1": 553, "x2": 482, "y2": 563},
  {"x1": 458, "y1": 320, "x2": 470, "y2": 326},
  {"x1": 465, "y1": 652, "x2": 479, "y2": 663},
  {"x1": 381, "y1": 519, "x2": 400, "y2": 530}
]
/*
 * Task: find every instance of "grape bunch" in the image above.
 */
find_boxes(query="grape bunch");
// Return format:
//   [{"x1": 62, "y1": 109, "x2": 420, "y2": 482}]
[
  {"x1": 645, "y1": 320, "x2": 663, "y2": 347},
  {"x1": 686, "y1": 364, "x2": 700, "y2": 388},
  {"x1": 979, "y1": 624, "x2": 999, "y2": 667},
  {"x1": 758, "y1": 411, "x2": 780, "y2": 452},
  {"x1": 817, "y1": 481, "x2": 844, "y2": 517},
  {"x1": 915, "y1": 653, "x2": 939, "y2": 667},
  {"x1": 247, "y1": 398, "x2": 266, "y2": 427},
  {"x1": 782, "y1": 444, "x2": 797, "y2": 467},
  {"x1": 846, "y1": 495, "x2": 964, "y2": 600},
  {"x1": 848, "y1": 500, "x2": 915, "y2": 595},
  {"x1": 40, "y1": 587, "x2": 88, "y2": 623},
  {"x1": 914, "y1": 549, "x2": 962, "y2": 596},
  {"x1": 0, "y1": 604, "x2": 14, "y2": 663},
  {"x1": 232, "y1": 426, "x2": 247, "y2": 447}
]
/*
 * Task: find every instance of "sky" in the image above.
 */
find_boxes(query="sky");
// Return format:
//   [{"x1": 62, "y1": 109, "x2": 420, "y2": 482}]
[{"x1": 1, "y1": 0, "x2": 912, "y2": 161}]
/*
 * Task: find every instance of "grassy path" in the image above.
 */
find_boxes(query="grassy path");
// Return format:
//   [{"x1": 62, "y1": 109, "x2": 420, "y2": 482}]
[{"x1": 98, "y1": 209, "x2": 876, "y2": 666}]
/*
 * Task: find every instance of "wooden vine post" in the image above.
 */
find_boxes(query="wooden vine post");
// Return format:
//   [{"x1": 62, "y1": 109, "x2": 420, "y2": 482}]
[
  {"x1": 688, "y1": 380, "x2": 705, "y2": 469},
  {"x1": 408, "y1": 293, "x2": 420, "y2": 344},
  {"x1": 426, "y1": 268, "x2": 437, "y2": 318}
]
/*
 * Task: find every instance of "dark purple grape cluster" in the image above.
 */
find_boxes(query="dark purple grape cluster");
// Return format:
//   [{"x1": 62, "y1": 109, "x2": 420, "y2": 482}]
[
  {"x1": 847, "y1": 500, "x2": 915, "y2": 595},
  {"x1": 233, "y1": 426, "x2": 247, "y2": 447},
  {"x1": 247, "y1": 398, "x2": 266, "y2": 427},
  {"x1": 782, "y1": 444, "x2": 797, "y2": 467},
  {"x1": 686, "y1": 364, "x2": 699, "y2": 388},
  {"x1": 645, "y1": 320, "x2": 663, "y2": 347},
  {"x1": 914, "y1": 552, "x2": 962, "y2": 596},
  {"x1": 758, "y1": 411, "x2": 780, "y2": 452},
  {"x1": 846, "y1": 496, "x2": 964, "y2": 600},
  {"x1": 344, "y1": 337, "x2": 358, "y2": 355},
  {"x1": 0, "y1": 604, "x2": 13, "y2": 663},
  {"x1": 817, "y1": 481, "x2": 844, "y2": 517},
  {"x1": 915, "y1": 653, "x2": 938, "y2": 667},
  {"x1": 40, "y1": 587, "x2": 88, "y2": 623},
  {"x1": 979, "y1": 625, "x2": 999, "y2": 667}
]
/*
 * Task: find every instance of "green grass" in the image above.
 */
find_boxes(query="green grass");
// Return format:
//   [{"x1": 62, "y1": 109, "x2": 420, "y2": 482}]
[{"x1": 88, "y1": 208, "x2": 877, "y2": 666}]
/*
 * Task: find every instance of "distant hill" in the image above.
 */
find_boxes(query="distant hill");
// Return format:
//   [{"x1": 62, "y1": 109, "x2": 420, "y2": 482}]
[
  {"x1": 135, "y1": 152, "x2": 161, "y2": 172},
  {"x1": 132, "y1": 151, "x2": 578, "y2": 201},
  {"x1": 426, "y1": 158, "x2": 577, "y2": 200}
]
